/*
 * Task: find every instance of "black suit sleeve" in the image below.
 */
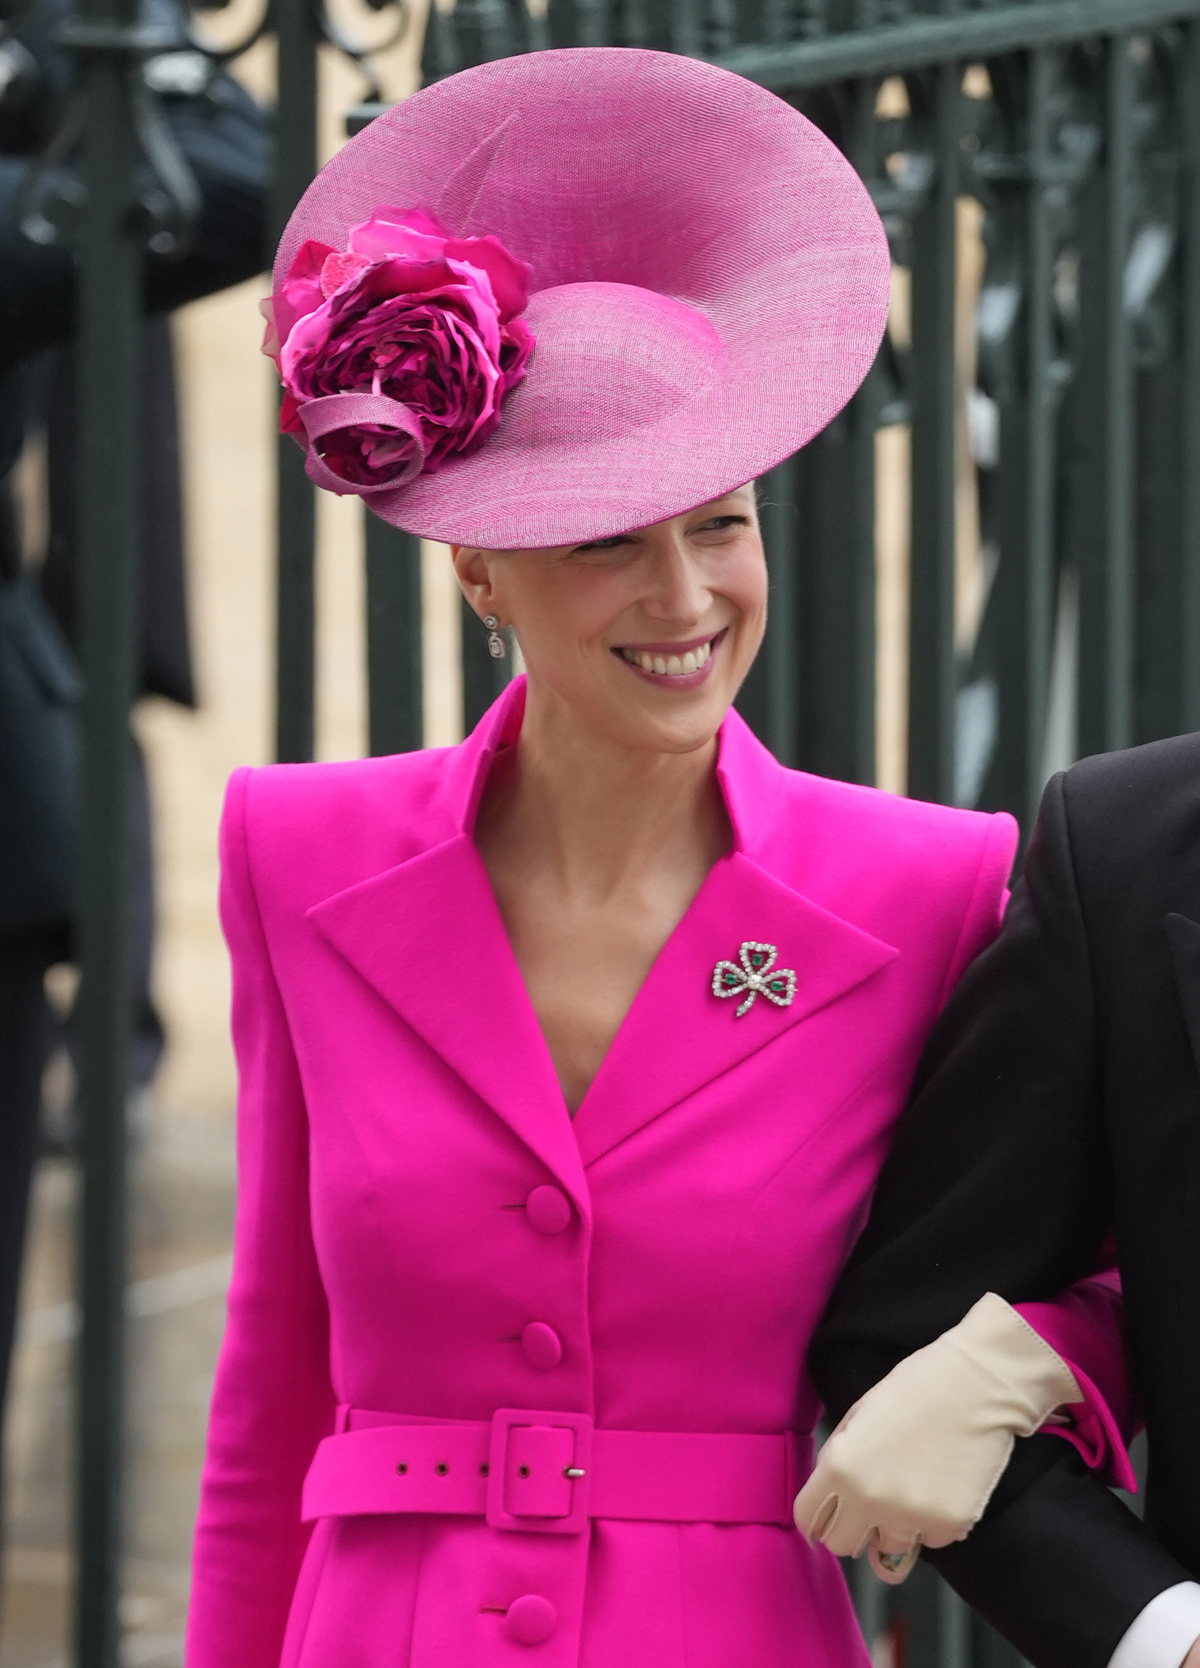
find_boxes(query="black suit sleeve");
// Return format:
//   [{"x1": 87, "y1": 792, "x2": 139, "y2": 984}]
[
  {"x1": 809, "y1": 773, "x2": 1192, "y2": 1668},
  {"x1": 928, "y1": 1438, "x2": 1191, "y2": 1668}
]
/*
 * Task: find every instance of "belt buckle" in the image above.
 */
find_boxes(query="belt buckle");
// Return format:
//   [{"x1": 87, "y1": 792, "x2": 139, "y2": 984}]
[{"x1": 486, "y1": 1407, "x2": 593, "y2": 1535}]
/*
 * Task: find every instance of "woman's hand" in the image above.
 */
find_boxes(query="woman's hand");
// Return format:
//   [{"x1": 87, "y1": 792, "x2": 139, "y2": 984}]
[{"x1": 794, "y1": 1293, "x2": 1080, "y2": 1583}]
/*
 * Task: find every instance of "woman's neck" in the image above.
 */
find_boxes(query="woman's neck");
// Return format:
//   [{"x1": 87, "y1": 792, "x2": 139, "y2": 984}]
[{"x1": 475, "y1": 688, "x2": 731, "y2": 900}]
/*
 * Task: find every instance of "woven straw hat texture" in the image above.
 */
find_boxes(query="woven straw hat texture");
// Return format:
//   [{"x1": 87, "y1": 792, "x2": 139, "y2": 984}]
[{"x1": 276, "y1": 47, "x2": 892, "y2": 549}]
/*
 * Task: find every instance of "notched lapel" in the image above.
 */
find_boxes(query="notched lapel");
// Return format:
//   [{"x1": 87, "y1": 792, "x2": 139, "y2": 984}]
[
  {"x1": 573, "y1": 850, "x2": 898, "y2": 1168},
  {"x1": 307, "y1": 835, "x2": 590, "y2": 1218},
  {"x1": 1167, "y1": 912, "x2": 1200, "y2": 1082}
]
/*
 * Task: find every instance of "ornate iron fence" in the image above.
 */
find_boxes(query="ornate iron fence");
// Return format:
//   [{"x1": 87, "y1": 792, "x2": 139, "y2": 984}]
[{"x1": 45, "y1": 0, "x2": 1199, "y2": 1661}]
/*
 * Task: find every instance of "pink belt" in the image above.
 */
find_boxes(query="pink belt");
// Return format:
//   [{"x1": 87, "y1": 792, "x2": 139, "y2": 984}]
[{"x1": 302, "y1": 1406, "x2": 811, "y2": 1533}]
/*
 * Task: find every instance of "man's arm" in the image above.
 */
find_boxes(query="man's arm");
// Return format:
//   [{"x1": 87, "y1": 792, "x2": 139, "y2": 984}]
[
  {"x1": 927, "y1": 1438, "x2": 1194, "y2": 1668},
  {"x1": 812, "y1": 773, "x2": 1110, "y2": 1407},
  {"x1": 808, "y1": 773, "x2": 1192, "y2": 1668}
]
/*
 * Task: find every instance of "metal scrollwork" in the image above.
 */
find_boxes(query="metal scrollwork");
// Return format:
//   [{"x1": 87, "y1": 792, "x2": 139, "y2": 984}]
[
  {"x1": 178, "y1": 0, "x2": 273, "y2": 65},
  {"x1": 17, "y1": 14, "x2": 193, "y2": 252},
  {"x1": 180, "y1": 0, "x2": 409, "y2": 77},
  {"x1": 315, "y1": 0, "x2": 410, "y2": 104},
  {"x1": 966, "y1": 52, "x2": 1097, "y2": 423},
  {"x1": 20, "y1": 0, "x2": 411, "y2": 258}
]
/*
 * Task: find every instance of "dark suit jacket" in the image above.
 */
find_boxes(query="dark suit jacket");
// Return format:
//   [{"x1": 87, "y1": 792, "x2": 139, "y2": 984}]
[{"x1": 809, "y1": 732, "x2": 1200, "y2": 1668}]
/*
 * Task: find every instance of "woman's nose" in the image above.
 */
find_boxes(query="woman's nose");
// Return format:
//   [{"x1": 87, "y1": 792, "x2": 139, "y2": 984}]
[{"x1": 642, "y1": 538, "x2": 710, "y2": 622}]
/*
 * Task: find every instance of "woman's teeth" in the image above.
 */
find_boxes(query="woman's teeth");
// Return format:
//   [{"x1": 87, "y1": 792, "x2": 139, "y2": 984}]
[{"x1": 621, "y1": 638, "x2": 714, "y2": 677}]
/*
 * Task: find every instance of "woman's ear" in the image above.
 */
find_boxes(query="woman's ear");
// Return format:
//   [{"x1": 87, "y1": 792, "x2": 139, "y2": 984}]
[{"x1": 450, "y1": 544, "x2": 497, "y2": 622}]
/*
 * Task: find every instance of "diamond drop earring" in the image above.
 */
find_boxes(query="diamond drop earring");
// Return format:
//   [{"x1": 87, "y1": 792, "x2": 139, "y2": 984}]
[{"x1": 483, "y1": 614, "x2": 507, "y2": 660}]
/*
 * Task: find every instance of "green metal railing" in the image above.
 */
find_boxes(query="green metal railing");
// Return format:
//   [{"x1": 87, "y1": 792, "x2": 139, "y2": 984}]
[
  {"x1": 347, "y1": 0, "x2": 1200, "y2": 820},
  {"x1": 50, "y1": 0, "x2": 1200, "y2": 1662}
]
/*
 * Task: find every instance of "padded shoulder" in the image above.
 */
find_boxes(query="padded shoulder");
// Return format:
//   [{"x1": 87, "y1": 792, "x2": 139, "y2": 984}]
[
  {"x1": 1063, "y1": 732, "x2": 1200, "y2": 854},
  {"x1": 762, "y1": 770, "x2": 1018, "y2": 995},
  {"x1": 225, "y1": 748, "x2": 461, "y2": 920},
  {"x1": 1059, "y1": 730, "x2": 1200, "y2": 938}
]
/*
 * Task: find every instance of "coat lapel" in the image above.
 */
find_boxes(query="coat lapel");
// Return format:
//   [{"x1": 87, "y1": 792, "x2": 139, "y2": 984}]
[
  {"x1": 573, "y1": 711, "x2": 896, "y2": 1166},
  {"x1": 573, "y1": 848, "x2": 898, "y2": 1167},
  {"x1": 306, "y1": 680, "x2": 590, "y2": 1219},
  {"x1": 304, "y1": 685, "x2": 894, "y2": 1198},
  {"x1": 1167, "y1": 912, "x2": 1200, "y2": 1082},
  {"x1": 308, "y1": 832, "x2": 589, "y2": 1216}
]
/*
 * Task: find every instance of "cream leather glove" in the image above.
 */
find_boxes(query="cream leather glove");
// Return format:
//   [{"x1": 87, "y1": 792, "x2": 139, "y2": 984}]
[{"x1": 794, "y1": 1293, "x2": 1080, "y2": 1584}]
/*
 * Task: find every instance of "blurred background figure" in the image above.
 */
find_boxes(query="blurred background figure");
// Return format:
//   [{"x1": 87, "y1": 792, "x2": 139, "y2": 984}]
[
  {"x1": 0, "y1": 0, "x2": 269, "y2": 1562},
  {"x1": 0, "y1": 354, "x2": 74, "y2": 1496},
  {"x1": 39, "y1": 319, "x2": 196, "y2": 1147}
]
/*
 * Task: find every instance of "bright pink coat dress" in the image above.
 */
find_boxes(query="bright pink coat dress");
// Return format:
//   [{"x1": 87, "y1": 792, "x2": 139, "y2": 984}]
[{"x1": 187, "y1": 678, "x2": 1129, "y2": 1668}]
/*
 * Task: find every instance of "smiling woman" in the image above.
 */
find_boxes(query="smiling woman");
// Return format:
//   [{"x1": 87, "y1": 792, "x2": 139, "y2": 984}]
[
  {"x1": 188, "y1": 45, "x2": 1135, "y2": 1668},
  {"x1": 452, "y1": 488, "x2": 766, "y2": 1114},
  {"x1": 455, "y1": 489, "x2": 764, "y2": 748}
]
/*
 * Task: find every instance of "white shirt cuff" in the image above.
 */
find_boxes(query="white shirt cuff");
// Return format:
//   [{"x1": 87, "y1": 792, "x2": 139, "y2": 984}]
[{"x1": 1109, "y1": 1584, "x2": 1200, "y2": 1668}]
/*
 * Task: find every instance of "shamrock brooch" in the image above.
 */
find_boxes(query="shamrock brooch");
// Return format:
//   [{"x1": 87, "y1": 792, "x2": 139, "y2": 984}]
[{"x1": 711, "y1": 942, "x2": 797, "y2": 1018}]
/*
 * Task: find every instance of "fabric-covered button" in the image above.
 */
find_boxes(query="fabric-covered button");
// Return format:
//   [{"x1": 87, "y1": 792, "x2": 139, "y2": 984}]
[
  {"x1": 526, "y1": 1185, "x2": 571, "y2": 1235},
  {"x1": 505, "y1": 1594, "x2": 557, "y2": 1645},
  {"x1": 521, "y1": 1320, "x2": 563, "y2": 1370}
]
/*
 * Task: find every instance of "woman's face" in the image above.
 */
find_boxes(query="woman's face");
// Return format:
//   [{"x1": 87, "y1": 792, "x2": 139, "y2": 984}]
[{"x1": 453, "y1": 487, "x2": 768, "y2": 756}]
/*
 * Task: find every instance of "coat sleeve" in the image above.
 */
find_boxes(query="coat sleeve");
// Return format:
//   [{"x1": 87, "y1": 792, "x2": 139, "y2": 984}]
[
  {"x1": 1016, "y1": 1266, "x2": 1138, "y2": 1491},
  {"x1": 808, "y1": 773, "x2": 1190, "y2": 1668},
  {"x1": 186, "y1": 768, "x2": 336, "y2": 1668}
]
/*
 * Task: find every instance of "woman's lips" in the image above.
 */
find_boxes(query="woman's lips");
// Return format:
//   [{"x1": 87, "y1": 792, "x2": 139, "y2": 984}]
[{"x1": 614, "y1": 628, "x2": 727, "y2": 688}]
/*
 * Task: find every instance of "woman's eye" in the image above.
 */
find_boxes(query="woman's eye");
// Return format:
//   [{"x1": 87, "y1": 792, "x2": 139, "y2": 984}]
[
  {"x1": 694, "y1": 515, "x2": 750, "y2": 534},
  {"x1": 570, "y1": 536, "x2": 636, "y2": 559}
]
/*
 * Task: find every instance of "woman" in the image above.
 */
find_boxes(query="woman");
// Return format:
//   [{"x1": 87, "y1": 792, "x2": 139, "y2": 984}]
[{"x1": 187, "y1": 47, "x2": 1131, "y2": 1668}]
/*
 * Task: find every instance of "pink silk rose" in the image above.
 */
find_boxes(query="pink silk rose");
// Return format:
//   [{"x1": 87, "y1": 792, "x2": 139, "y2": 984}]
[{"x1": 261, "y1": 206, "x2": 534, "y2": 493}]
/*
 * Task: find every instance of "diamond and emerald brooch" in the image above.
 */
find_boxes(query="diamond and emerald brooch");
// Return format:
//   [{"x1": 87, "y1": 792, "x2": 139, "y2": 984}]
[{"x1": 711, "y1": 942, "x2": 797, "y2": 1018}]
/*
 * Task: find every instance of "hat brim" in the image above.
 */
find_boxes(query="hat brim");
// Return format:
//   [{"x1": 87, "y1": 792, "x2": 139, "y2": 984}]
[{"x1": 277, "y1": 48, "x2": 891, "y2": 549}]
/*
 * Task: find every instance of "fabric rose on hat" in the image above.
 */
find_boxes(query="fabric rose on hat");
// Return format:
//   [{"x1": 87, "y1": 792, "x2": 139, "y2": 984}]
[{"x1": 261, "y1": 206, "x2": 535, "y2": 494}]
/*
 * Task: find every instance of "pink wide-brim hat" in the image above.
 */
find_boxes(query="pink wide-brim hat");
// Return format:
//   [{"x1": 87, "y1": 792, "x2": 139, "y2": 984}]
[{"x1": 276, "y1": 47, "x2": 891, "y2": 550}]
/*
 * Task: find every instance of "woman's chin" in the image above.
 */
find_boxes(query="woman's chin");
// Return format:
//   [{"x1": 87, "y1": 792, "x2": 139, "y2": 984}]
[
  {"x1": 612, "y1": 684, "x2": 732, "y2": 756},
  {"x1": 525, "y1": 662, "x2": 735, "y2": 756}
]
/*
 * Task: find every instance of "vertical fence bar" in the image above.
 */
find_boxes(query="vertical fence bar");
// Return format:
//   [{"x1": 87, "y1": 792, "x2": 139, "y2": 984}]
[
  {"x1": 833, "y1": 74, "x2": 880, "y2": 786},
  {"x1": 985, "y1": 48, "x2": 1057, "y2": 826},
  {"x1": 272, "y1": 0, "x2": 319, "y2": 762},
  {"x1": 748, "y1": 79, "x2": 878, "y2": 783},
  {"x1": 757, "y1": 456, "x2": 799, "y2": 766},
  {"x1": 1077, "y1": 32, "x2": 1134, "y2": 757},
  {"x1": 448, "y1": 0, "x2": 523, "y2": 69},
  {"x1": 847, "y1": 383, "x2": 879, "y2": 789},
  {"x1": 907, "y1": 60, "x2": 960, "y2": 803},
  {"x1": 1181, "y1": 19, "x2": 1200, "y2": 731},
  {"x1": 71, "y1": 5, "x2": 142, "y2": 1663},
  {"x1": 937, "y1": 1580, "x2": 972, "y2": 1668},
  {"x1": 365, "y1": 516, "x2": 424, "y2": 754},
  {"x1": 1139, "y1": 22, "x2": 1200, "y2": 746},
  {"x1": 852, "y1": 1558, "x2": 888, "y2": 1654},
  {"x1": 1018, "y1": 47, "x2": 1057, "y2": 821},
  {"x1": 1132, "y1": 323, "x2": 1184, "y2": 743}
]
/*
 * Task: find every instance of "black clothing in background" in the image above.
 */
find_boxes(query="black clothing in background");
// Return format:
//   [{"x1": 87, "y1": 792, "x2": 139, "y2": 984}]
[
  {"x1": 809, "y1": 733, "x2": 1200, "y2": 1668},
  {"x1": 0, "y1": 408, "x2": 71, "y2": 1525},
  {"x1": 0, "y1": 0, "x2": 271, "y2": 373},
  {"x1": 0, "y1": 927, "x2": 64, "y2": 1407},
  {"x1": 0, "y1": 0, "x2": 269, "y2": 1517}
]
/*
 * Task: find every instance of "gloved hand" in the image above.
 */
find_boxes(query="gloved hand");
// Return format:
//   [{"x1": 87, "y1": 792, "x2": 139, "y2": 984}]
[{"x1": 793, "y1": 1292, "x2": 1080, "y2": 1584}]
